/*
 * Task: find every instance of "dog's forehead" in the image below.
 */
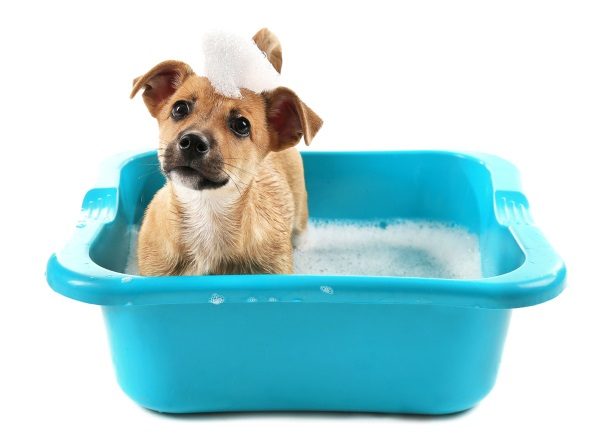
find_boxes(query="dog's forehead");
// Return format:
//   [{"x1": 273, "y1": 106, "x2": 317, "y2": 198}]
[{"x1": 175, "y1": 75, "x2": 264, "y2": 111}]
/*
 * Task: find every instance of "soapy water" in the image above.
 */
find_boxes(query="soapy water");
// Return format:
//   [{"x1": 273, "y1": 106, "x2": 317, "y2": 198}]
[
  {"x1": 293, "y1": 220, "x2": 481, "y2": 279},
  {"x1": 125, "y1": 220, "x2": 481, "y2": 279}
]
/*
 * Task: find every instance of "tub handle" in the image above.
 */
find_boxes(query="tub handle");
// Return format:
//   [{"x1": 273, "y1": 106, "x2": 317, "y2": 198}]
[
  {"x1": 485, "y1": 189, "x2": 566, "y2": 307},
  {"x1": 79, "y1": 187, "x2": 118, "y2": 224},
  {"x1": 466, "y1": 153, "x2": 566, "y2": 307}
]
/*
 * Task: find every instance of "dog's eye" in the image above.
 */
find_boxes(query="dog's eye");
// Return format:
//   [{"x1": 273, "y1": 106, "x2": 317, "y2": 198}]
[
  {"x1": 229, "y1": 116, "x2": 251, "y2": 137},
  {"x1": 171, "y1": 101, "x2": 191, "y2": 121}
]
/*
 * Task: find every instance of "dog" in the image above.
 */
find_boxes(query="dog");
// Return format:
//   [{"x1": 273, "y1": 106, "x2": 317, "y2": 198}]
[{"x1": 131, "y1": 29, "x2": 322, "y2": 276}]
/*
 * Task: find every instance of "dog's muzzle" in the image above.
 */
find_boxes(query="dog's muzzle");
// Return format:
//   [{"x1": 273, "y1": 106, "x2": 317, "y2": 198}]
[{"x1": 162, "y1": 131, "x2": 229, "y2": 191}]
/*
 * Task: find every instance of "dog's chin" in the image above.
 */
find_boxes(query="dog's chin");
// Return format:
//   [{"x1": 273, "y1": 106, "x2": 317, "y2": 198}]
[{"x1": 168, "y1": 166, "x2": 228, "y2": 191}]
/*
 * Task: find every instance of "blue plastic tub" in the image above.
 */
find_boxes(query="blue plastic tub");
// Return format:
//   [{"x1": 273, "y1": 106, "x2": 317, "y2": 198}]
[{"x1": 46, "y1": 150, "x2": 566, "y2": 414}]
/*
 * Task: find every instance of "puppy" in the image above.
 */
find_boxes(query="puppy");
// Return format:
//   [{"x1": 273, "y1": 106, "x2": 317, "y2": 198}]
[{"x1": 131, "y1": 29, "x2": 322, "y2": 276}]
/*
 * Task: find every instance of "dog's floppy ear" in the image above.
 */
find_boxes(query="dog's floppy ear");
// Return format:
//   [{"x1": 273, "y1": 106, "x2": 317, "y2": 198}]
[
  {"x1": 253, "y1": 28, "x2": 283, "y2": 73},
  {"x1": 264, "y1": 87, "x2": 323, "y2": 151},
  {"x1": 130, "y1": 60, "x2": 194, "y2": 117}
]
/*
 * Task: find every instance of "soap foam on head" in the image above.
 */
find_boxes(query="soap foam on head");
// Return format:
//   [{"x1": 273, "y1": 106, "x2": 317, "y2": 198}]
[
  {"x1": 202, "y1": 31, "x2": 280, "y2": 98},
  {"x1": 125, "y1": 220, "x2": 482, "y2": 279}
]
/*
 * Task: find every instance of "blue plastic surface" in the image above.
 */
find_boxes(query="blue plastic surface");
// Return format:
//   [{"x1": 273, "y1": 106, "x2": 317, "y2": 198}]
[{"x1": 46, "y1": 150, "x2": 566, "y2": 414}]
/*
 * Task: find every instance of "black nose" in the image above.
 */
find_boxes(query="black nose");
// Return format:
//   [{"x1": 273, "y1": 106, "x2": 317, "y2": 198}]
[{"x1": 179, "y1": 133, "x2": 210, "y2": 154}]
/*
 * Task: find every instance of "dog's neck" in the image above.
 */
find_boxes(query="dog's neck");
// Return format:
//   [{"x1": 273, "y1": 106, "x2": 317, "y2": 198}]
[
  {"x1": 170, "y1": 180, "x2": 250, "y2": 273},
  {"x1": 172, "y1": 179, "x2": 243, "y2": 207}
]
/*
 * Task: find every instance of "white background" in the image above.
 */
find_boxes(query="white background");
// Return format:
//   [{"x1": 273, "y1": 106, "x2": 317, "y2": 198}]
[{"x1": 1, "y1": 0, "x2": 599, "y2": 438}]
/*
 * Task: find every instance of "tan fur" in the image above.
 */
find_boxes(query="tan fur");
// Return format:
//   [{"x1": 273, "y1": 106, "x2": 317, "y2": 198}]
[
  {"x1": 132, "y1": 30, "x2": 322, "y2": 276},
  {"x1": 253, "y1": 28, "x2": 283, "y2": 73}
]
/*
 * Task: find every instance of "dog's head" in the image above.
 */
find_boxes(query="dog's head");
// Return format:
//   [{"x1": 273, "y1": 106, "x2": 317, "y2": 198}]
[{"x1": 131, "y1": 29, "x2": 322, "y2": 192}]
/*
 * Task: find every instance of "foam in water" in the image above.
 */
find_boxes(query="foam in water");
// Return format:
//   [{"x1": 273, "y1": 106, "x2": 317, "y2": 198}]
[
  {"x1": 124, "y1": 220, "x2": 482, "y2": 279},
  {"x1": 293, "y1": 220, "x2": 481, "y2": 279},
  {"x1": 209, "y1": 294, "x2": 225, "y2": 305}
]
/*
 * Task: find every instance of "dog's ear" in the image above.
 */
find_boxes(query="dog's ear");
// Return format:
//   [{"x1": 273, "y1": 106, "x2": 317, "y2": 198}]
[
  {"x1": 264, "y1": 87, "x2": 322, "y2": 151},
  {"x1": 130, "y1": 60, "x2": 194, "y2": 117},
  {"x1": 253, "y1": 28, "x2": 283, "y2": 73}
]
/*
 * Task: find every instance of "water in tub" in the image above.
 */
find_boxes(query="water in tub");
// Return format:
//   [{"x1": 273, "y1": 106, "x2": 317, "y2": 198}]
[{"x1": 125, "y1": 220, "x2": 481, "y2": 278}]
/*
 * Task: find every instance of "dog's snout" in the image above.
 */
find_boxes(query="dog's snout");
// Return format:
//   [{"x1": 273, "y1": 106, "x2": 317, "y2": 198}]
[{"x1": 179, "y1": 133, "x2": 210, "y2": 155}]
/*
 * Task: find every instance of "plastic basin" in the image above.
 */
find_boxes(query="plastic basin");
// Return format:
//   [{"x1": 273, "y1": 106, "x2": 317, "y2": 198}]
[{"x1": 46, "y1": 150, "x2": 566, "y2": 414}]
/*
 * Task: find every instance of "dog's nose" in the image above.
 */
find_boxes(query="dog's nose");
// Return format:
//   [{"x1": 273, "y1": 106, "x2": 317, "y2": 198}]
[{"x1": 179, "y1": 133, "x2": 210, "y2": 154}]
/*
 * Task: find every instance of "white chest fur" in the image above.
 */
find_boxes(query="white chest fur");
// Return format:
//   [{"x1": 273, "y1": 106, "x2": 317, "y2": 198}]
[{"x1": 173, "y1": 182, "x2": 241, "y2": 274}]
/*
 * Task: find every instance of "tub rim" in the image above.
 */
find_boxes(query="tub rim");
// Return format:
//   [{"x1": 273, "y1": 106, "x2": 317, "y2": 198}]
[{"x1": 46, "y1": 150, "x2": 566, "y2": 309}]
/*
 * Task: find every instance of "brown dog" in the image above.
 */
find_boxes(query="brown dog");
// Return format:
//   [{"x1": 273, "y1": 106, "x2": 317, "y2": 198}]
[{"x1": 131, "y1": 29, "x2": 322, "y2": 276}]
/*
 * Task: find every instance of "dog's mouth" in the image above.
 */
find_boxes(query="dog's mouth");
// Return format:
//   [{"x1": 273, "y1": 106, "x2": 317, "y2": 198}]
[{"x1": 167, "y1": 166, "x2": 229, "y2": 190}]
